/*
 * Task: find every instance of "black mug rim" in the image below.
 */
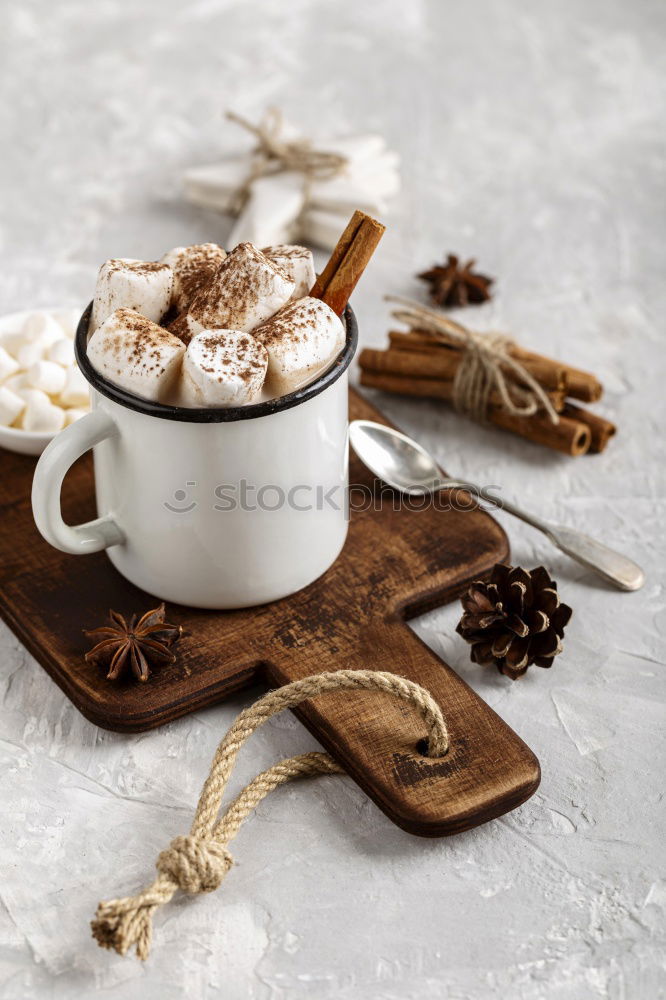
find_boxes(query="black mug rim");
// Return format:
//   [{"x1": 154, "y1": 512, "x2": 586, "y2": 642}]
[{"x1": 75, "y1": 301, "x2": 358, "y2": 423}]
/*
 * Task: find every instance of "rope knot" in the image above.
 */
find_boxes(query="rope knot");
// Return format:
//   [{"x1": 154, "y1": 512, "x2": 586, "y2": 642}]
[{"x1": 157, "y1": 835, "x2": 233, "y2": 894}]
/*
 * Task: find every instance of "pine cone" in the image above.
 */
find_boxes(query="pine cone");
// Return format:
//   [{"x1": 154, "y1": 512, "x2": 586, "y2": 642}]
[{"x1": 456, "y1": 564, "x2": 572, "y2": 680}]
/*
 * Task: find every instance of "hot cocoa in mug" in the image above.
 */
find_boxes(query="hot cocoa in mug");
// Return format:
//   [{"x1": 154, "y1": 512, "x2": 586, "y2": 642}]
[{"x1": 31, "y1": 243, "x2": 358, "y2": 608}]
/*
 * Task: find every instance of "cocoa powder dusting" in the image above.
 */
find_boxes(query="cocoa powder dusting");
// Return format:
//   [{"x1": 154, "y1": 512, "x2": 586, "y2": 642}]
[
  {"x1": 106, "y1": 259, "x2": 171, "y2": 276},
  {"x1": 173, "y1": 244, "x2": 226, "y2": 309},
  {"x1": 189, "y1": 330, "x2": 267, "y2": 388},
  {"x1": 254, "y1": 298, "x2": 326, "y2": 348},
  {"x1": 99, "y1": 309, "x2": 182, "y2": 373},
  {"x1": 188, "y1": 243, "x2": 291, "y2": 329}
]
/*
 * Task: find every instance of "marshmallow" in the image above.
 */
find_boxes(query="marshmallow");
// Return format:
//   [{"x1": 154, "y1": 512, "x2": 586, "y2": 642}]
[
  {"x1": 22, "y1": 311, "x2": 64, "y2": 348},
  {"x1": 87, "y1": 308, "x2": 185, "y2": 403},
  {"x1": 3, "y1": 372, "x2": 29, "y2": 393},
  {"x1": 253, "y1": 297, "x2": 346, "y2": 395},
  {"x1": 161, "y1": 243, "x2": 227, "y2": 312},
  {"x1": 0, "y1": 346, "x2": 19, "y2": 382},
  {"x1": 182, "y1": 330, "x2": 267, "y2": 407},
  {"x1": 47, "y1": 337, "x2": 75, "y2": 367},
  {"x1": 27, "y1": 360, "x2": 68, "y2": 396},
  {"x1": 16, "y1": 338, "x2": 50, "y2": 369},
  {"x1": 0, "y1": 328, "x2": 22, "y2": 357},
  {"x1": 17, "y1": 389, "x2": 66, "y2": 433},
  {"x1": 262, "y1": 245, "x2": 315, "y2": 299},
  {"x1": 64, "y1": 407, "x2": 88, "y2": 426},
  {"x1": 187, "y1": 243, "x2": 295, "y2": 337},
  {"x1": 52, "y1": 307, "x2": 82, "y2": 338},
  {"x1": 59, "y1": 366, "x2": 90, "y2": 407},
  {"x1": 91, "y1": 259, "x2": 174, "y2": 333},
  {"x1": 0, "y1": 386, "x2": 25, "y2": 427},
  {"x1": 2, "y1": 311, "x2": 62, "y2": 363}
]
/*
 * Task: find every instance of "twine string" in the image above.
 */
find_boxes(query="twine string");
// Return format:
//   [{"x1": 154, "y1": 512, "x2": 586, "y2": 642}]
[
  {"x1": 386, "y1": 296, "x2": 560, "y2": 425},
  {"x1": 91, "y1": 669, "x2": 449, "y2": 961},
  {"x1": 226, "y1": 108, "x2": 349, "y2": 215}
]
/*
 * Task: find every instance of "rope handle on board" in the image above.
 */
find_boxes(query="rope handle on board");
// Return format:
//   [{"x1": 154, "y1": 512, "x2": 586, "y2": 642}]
[{"x1": 91, "y1": 669, "x2": 449, "y2": 960}]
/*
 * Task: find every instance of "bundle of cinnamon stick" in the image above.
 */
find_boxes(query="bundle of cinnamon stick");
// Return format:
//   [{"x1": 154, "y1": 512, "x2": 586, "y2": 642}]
[{"x1": 359, "y1": 323, "x2": 616, "y2": 456}]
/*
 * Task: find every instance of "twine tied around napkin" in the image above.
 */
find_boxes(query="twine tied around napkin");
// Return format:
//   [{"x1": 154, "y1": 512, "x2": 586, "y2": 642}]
[
  {"x1": 387, "y1": 296, "x2": 560, "y2": 425},
  {"x1": 226, "y1": 108, "x2": 349, "y2": 214},
  {"x1": 91, "y1": 669, "x2": 449, "y2": 961}
]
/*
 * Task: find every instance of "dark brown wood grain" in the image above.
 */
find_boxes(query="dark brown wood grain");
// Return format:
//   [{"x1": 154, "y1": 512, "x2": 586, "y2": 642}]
[{"x1": 0, "y1": 389, "x2": 540, "y2": 836}]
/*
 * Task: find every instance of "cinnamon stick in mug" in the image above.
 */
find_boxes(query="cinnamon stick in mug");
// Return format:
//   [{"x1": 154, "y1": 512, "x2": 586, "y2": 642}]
[{"x1": 311, "y1": 210, "x2": 385, "y2": 315}]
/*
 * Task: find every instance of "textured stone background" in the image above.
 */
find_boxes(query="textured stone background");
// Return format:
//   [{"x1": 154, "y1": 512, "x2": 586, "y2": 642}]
[{"x1": 1, "y1": 0, "x2": 665, "y2": 996}]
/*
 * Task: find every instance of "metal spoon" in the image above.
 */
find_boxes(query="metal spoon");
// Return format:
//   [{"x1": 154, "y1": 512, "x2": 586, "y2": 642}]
[{"x1": 349, "y1": 419, "x2": 645, "y2": 592}]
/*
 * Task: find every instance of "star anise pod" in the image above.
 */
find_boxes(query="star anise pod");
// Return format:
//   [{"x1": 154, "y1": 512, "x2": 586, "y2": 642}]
[
  {"x1": 418, "y1": 253, "x2": 493, "y2": 307},
  {"x1": 84, "y1": 603, "x2": 182, "y2": 683},
  {"x1": 456, "y1": 564, "x2": 572, "y2": 680}
]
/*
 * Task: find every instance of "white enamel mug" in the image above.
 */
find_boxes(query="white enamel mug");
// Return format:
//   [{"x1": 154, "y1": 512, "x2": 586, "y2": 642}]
[{"x1": 31, "y1": 304, "x2": 357, "y2": 609}]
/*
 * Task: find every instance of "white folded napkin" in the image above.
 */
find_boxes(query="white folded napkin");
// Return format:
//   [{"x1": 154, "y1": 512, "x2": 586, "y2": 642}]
[{"x1": 183, "y1": 120, "x2": 400, "y2": 251}]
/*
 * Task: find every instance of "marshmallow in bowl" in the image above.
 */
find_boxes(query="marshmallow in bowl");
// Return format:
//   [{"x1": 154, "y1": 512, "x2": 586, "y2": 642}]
[
  {"x1": 0, "y1": 346, "x2": 19, "y2": 382},
  {"x1": 17, "y1": 388, "x2": 66, "y2": 433},
  {"x1": 186, "y1": 243, "x2": 295, "y2": 337},
  {"x1": 64, "y1": 407, "x2": 88, "y2": 426},
  {"x1": 161, "y1": 243, "x2": 227, "y2": 312},
  {"x1": 0, "y1": 386, "x2": 25, "y2": 427},
  {"x1": 27, "y1": 360, "x2": 67, "y2": 396},
  {"x1": 253, "y1": 297, "x2": 345, "y2": 395},
  {"x1": 0, "y1": 306, "x2": 91, "y2": 442},
  {"x1": 87, "y1": 308, "x2": 185, "y2": 402},
  {"x1": 2, "y1": 311, "x2": 63, "y2": 364},
  {"x1": 51, "y1": 307, "x2": 81, "y2": 339},
  {"x1": 59, "y1": 366, "x2": 90, "y2": 407},
  {"x1": 262, "y1": 245, "x2": 315, "y2": 299},
  {"x1": 3, "y1": 372, "x2": 29, "y2": 393},
  {"x1": 182, "y1": 330, "x2": 268, "y2": 407},
  {"x1": 91, "y1": 259, "x2": 174, "y2": 334},
  {"x1": 47, "y1": 338, "x2": 75, "y2": 367},
  {"x1": 22, "y1": 311, "x2": 64, "y2": 347},
  {"x1": 16, "y1": 339, "x2": 50, "y2": 369}
]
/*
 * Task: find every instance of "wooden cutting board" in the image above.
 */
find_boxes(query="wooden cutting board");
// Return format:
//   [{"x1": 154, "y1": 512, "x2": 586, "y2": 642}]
[{"x1": 0, "y1": 388, "x2": 540, "y2": 836}]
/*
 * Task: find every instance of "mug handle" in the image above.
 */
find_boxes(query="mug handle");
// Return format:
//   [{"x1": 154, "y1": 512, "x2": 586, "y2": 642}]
[{"x1": 31, "y1": 409, "x2": 125, "y2": 555}]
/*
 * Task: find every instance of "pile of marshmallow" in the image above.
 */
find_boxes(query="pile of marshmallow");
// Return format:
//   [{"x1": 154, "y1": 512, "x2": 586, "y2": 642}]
[
  {"x1": 87, "y1": 242, "x2": 346, "y2": 408},
  {"x1": 0, "y1": 309, "x2": 90, "y2": 433}
]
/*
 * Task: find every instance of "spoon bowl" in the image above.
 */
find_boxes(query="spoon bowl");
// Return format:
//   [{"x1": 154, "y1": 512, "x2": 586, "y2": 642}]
[{"x1": 350, "y1": 420, "x2": 444, "y2": 494}]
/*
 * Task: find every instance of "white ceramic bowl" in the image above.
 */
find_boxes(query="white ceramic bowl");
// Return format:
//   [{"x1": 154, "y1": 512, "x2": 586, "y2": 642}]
[{"x1": 0, "y1": 306, "x2": 84, "y2": 456}]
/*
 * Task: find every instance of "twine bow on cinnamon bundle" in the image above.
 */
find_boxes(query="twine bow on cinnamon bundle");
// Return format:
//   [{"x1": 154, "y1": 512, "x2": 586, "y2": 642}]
[
  {"x1": 91, "y1": 670, "x2": 449, "y2": 961},
  {"x1": 388, "y1": 297, "x2": 560, "y2": 426},
  {"x1": 359, "y1": 297, "x2": 615, "y2": 456}
]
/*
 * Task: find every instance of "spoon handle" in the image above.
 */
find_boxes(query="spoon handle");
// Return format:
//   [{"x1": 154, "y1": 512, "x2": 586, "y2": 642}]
[
  {"x1": 439, "y1": 481, "x2": 645, "y2": 591},
  {"x1": 544, "y1": 523, "x2": 645, "y2": 592}
]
